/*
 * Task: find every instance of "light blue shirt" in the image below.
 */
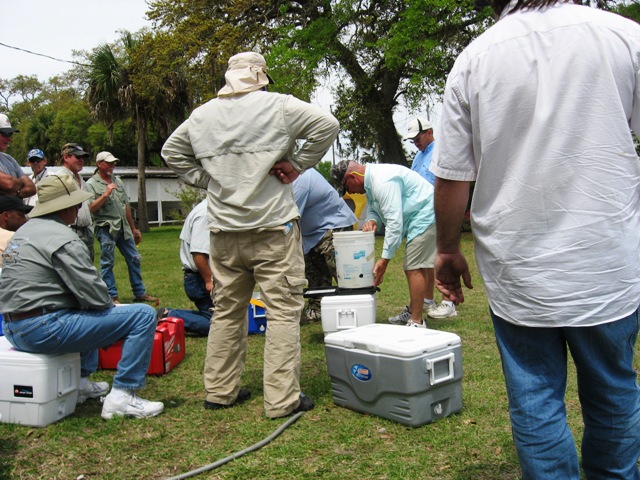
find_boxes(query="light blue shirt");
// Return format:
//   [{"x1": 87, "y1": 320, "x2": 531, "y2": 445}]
[
  {"x1": 411, "y1": 141, "x2": 435, "y2": 186},
  {"x1": 364, "y1": 164, "x2": 435, "y2": 260},
  {"x1": 293, "y1": 169, "x2": 357, "y2": 254}
]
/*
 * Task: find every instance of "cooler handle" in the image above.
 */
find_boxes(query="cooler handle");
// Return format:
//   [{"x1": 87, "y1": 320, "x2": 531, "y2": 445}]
[
  {"x1": 336, "y1": 309, "x2": 357, "y2": 329},
  {"x1": 425, "y1": 353, "x2": 455, "y2": 385},
  {"x1": 57, "y1": 364, "x2": 77, "y2": 397}
]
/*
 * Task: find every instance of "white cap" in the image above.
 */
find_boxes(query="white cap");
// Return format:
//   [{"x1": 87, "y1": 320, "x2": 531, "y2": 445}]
[
  {"x1": 403, "y1": 117, "x2": 432, "y2": 140},
  {"x1": 96, "y1": 151, "x2": 119, "y2": 163},
  {"x1": 0, "y1": 113, "x2": 19, "y2": 134}
]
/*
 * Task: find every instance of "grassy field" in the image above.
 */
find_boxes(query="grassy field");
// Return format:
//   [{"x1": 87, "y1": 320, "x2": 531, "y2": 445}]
[{"x1": 0, "y1": 227, "x2": 637, "y2": 479}]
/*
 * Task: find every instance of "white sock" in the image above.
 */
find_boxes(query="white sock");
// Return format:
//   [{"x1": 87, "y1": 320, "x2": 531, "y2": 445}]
[{"x1": 423, "y1": 299, "x2": 435, "y2": 305}]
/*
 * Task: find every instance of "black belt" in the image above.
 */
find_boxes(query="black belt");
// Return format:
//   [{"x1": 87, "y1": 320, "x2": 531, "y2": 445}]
[
  {"x1": 71, "y1": 225, "x2": 90, "y2": 231},
  {"x1": 4, "y1": 307, "x2": 50, "y2": 322},
  {"x1": 183, "y1": 270, "x2": 198, "y2": 275}
]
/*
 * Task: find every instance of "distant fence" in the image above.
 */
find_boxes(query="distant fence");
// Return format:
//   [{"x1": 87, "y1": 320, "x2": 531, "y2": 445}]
[{"x1": 23, "y1": 166, "x2": 185, "y2": 226}]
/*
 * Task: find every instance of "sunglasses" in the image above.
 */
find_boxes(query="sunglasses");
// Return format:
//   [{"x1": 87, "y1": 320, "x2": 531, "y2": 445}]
[
  {"x1": 28, "y1": 157, "x2": 45, "y2": 163},
  {"x1": 0, "y1": 132, "x2": 13, "y2": 139},
  {"x1": 340, "y1": 171, "x2": 365, "y2": 194}
]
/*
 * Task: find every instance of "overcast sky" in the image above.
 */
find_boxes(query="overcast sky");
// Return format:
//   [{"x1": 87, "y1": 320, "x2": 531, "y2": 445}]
[
  {"x1": 2, "y1": 0, "x2": 151, "y2": 81},
  {"x1": 1, "y1": 0, "x2": 427, "y2": 146}
]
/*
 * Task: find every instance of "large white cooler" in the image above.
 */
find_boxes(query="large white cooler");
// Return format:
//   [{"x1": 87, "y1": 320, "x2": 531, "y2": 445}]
[
  {"x1": 320, "y1": 294, "x2": 376, "y2": 334},
  {"x1": 0, "y1": 336, "x2": 80, "y2": 427},
  {"x1": 324, "y1": 324, "x2": 462, "y2": 427}
]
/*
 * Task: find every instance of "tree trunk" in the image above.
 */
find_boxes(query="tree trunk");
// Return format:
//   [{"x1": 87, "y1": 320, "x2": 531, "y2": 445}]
[
  {"x1": 136, "y1": 111, "x2": 150, "y2": 232},
  {"x1": 377, "y1": 109, "x2": 408, "y2": 166}
]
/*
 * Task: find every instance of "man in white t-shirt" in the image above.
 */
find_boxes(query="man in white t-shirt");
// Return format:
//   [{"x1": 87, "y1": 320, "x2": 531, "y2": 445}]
[
  {"x1": 161, "y1": 199, "x2": 214, "y2": 335},
  {"x1": 431, "y1": 1, "x2": 640, "y2": 478}
]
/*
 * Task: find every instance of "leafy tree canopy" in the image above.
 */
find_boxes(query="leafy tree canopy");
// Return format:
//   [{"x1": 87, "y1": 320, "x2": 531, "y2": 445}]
[{"x1": 147, "y1": 0, "x2": 492, "y2": 164}]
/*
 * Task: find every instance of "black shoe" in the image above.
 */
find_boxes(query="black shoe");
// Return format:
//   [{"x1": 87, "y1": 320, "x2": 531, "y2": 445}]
[
  {"x1": 203, "y1": 389, "x2": 251, "y2": 410},
  {"x1": 271, "y1": 393, "x2": 314, "y2": 419},
  {"x1": 293, "y1": 393, "x2": 314, "y2": 413}
]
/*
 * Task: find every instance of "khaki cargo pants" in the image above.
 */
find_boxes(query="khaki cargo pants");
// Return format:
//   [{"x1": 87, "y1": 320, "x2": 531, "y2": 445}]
[{"x1": 204, "y1": 221, "x2": 307, "y2": 418}]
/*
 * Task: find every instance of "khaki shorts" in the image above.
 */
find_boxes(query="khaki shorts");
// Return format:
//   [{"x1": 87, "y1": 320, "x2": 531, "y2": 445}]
[{"x1": 403, "y1": 224, "x2": 436, "y2": 270}]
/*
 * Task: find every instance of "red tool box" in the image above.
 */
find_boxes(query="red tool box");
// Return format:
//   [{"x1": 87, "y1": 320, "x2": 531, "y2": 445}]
[{"x1": 98, "y1": 317, "x2": 186, "y2": 375}]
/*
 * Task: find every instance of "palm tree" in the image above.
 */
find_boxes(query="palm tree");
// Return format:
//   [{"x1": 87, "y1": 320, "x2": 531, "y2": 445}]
[{"x1": 85, "y1": 33, "x2": 151, "y2": 231}]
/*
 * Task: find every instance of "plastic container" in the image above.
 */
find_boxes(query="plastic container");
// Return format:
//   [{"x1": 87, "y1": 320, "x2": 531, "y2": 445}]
[
  {"x1": 321, "y1": 294, "x2": 376, "y2": 335},
  {"x1": 324, "y1": 324, "x2": 463, "y2": 427},
  {"x1": 248, "y1": 293, "x2": 267, "y2": 334},
  {"x1": 333, "y1": 231, "x2": 375, "y2": 289},
  {"x1": 99, "y1": 317, "x2": 186, "y2": 375},
  {"x1": 0, "y1": 336, "x2": 80, "y2": 427}
]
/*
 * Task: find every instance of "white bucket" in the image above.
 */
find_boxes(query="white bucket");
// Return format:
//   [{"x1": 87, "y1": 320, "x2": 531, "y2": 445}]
[{"x1": 333, "y1": 231, "x2": 375, "y2": 289}]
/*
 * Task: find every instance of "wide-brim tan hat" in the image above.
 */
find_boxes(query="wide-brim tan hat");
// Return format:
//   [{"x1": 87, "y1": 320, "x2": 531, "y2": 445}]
[
  {"x1": 30, "y1": 174, "x2": 92, "y2": 218},
  {"x1": 218, "y1": 52, "x2": 274, "y2": 97}
]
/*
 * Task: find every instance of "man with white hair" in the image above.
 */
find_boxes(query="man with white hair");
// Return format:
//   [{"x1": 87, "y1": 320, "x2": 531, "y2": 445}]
[
  {"x1": 162, "y1": 51, "x2": 339, "y2": 418},
  {"x1": 0, "y1": 174, "x2": 163, "y2": 420}
]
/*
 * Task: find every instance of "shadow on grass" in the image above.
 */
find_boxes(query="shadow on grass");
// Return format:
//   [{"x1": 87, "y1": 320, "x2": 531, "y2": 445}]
[
  {"x1": 308, "y1": 331, "x2": 325, "y2": 344},
  {"x1": 0, "y1": 436, "x2": 18, "y2": 479}
]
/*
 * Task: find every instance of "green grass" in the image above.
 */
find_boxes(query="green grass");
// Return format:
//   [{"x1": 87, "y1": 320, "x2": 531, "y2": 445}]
[{"x1": 0, "y1": 228, "x2": 637, "y2": 479}]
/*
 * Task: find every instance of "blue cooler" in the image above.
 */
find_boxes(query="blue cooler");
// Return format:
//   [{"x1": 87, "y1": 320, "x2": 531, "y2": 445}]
[{"x1": 248, "y1": 295, "x2": 267, "y2": 334}]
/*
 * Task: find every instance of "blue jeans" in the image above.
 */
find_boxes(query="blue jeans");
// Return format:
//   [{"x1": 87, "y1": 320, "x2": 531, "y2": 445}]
[
  {"x1": 2, "y1": 304, "x2": 157, "y2": 390},
  {"x1": 96, "y1": 226, "x2": 146, "y2": 298},
  {"x1": 491, "y1": 310, "x2": 640, "y2": 480},
  {"x1": 166, "y1": 272, "x2": 213, "y2": 336}
]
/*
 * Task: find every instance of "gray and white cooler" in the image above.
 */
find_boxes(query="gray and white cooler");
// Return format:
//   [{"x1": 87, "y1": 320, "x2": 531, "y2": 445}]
[{"x1": 324, "y1": 323, "x2": 463, "y2": 427}]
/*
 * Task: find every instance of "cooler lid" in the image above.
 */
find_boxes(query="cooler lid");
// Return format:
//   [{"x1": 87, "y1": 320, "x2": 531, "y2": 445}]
[
  {"x1": 0, "y1": 336, "x2": 69, "y2": 363},
  {"x1": 324, "y1": 324, "x2": 460, "y2": 357}
]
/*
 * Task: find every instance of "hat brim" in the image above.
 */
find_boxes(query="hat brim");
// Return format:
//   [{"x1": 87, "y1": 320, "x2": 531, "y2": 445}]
[
  {"x1": 0, "y1": 128, "x2": 19, "y2": 134},
  {"x1": 30, "y1": 190, "x2": 92, "y2": 218},
  {"x1": 0, "y1": 203, "x2": 33, "y2": 214}
]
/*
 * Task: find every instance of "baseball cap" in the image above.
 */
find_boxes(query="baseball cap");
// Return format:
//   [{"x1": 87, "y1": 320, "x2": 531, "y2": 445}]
[
  {"x1": 0, "y1": 114, "x2": 20, "y2": 134},
  {"x1": 27, "y1": 148, "x2": 45, "y2": 162},
  {"x1": 61, "y1": 143, "x2": 90, "y2": 158},
  {"x1": 403, "y1": 117, "x2": 433, "y2": 140},
  {"x1": 331, "y1": 160, "x2": 351, "y2": 196},
  {"x1": 0, "y1": 195, "x2": 33, "y2": 214},
  {"x1": 96, "y1": 151, "x2": 119, "y2": 163}
]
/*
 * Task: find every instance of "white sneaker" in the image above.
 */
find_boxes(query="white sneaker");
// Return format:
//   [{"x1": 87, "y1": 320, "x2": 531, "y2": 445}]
[
  {"x1": 388, "y1": 306, "x2": 412, "y2": 325},
  {"x1": 77, "y1": 379, "x2": 109, "y2": 404},
  {"x1": 101, "y1": 391, "x2": 164, "y2": 420},
  {"x1": 427, "y1": 302, "x2": 458, "y2": 319},
  {"x1": 406, "y1": 318, "x2": 427, "y2": 328},
  {"x1": 423, "y1": 301, "x2": 438, "y2": 315}
]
